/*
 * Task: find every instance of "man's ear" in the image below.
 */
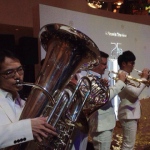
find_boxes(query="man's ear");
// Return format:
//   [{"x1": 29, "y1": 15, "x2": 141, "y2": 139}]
[
  {"x1": 120, "y1": 61, "x2": 126, "y2": 70},
  {"x1": 122, "y1": 62, "x2": 126, "y2": 67}
]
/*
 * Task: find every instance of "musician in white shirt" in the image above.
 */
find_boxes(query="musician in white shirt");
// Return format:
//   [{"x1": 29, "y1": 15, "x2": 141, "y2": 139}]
[
  {"x1": 71, "y1": 51, "x2": 127, "y2": 150},
  {"x1": 0, "y1": 50, "x2": 57, "y2": 149},
  {"x1": 117, "y1": 50, "x2": 149, "y2": 150}
]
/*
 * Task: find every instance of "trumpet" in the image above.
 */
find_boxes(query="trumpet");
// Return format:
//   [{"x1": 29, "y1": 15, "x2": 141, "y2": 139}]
[
  {"x1": 108, "y1": 71, "x2": 150, "y2": 87},
  {"x1": 134, "y1": 68, "x2": 150, "y2": 76}
]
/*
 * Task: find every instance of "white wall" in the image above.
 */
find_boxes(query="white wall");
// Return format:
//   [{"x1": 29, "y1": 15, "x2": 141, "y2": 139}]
[{"x1": 39, "y1": 4, "x2": 150, "y2": 99}]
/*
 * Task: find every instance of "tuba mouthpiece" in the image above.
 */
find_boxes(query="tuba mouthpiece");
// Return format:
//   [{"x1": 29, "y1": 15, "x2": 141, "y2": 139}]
[{"x1": 16, "y1": 80, "x2": 23, "y2": 86}]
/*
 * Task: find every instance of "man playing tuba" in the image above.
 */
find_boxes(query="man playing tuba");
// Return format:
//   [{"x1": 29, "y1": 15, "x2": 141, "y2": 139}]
[{"x1": 0, "y1": 49, "x2": 58, "y2": 149}]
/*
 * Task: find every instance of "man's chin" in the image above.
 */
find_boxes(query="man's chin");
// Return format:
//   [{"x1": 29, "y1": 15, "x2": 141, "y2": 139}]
[{"x1": 15, "y1": 85, "x2": 23, "y2": 91}]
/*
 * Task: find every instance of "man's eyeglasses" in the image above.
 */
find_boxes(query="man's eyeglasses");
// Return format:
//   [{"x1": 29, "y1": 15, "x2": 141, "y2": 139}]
[{"x1": 0, "y1": 66, "x2": 24, "y2": 79}]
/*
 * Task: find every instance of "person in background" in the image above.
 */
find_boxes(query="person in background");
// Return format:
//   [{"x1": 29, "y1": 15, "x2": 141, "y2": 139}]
[
  {"x1": 0, "y1": 50, "x2": 58, "y2": 149},
  {"x1": 117, "y1": 50, "x2": 149, "y2": 150},
  {"x1": 72, "y1": 51, "x2": 127, "y2": 150}
]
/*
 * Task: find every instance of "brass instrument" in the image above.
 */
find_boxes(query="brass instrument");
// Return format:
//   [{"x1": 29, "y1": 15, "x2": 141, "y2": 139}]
[
  {"x1": 108, "y1": 70, "x2": 150, "y2": 87},
  {"x1": 14, "y1": 77, "x2": 90, "y2": 150},
  {"x1": 134, "y1": 68, "x2": 150, "y2": 76},
  {"x1": 78, "y1": 72, "x2": 110, "y2": 117},
  {"x1": 8, "y1": 23, "x2": 101, "y2": 150}
]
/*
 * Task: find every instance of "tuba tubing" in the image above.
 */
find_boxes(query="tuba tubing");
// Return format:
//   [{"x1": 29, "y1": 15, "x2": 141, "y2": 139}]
[
  {"x1": 16, "y1": 80, "x2": 55, "y2": 104},
  {"x1": 65, "y1": 76, "x2": 91, "y2": 122}
]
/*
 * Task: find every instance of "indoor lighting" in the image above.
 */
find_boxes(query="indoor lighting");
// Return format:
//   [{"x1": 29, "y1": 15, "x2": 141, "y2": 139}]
[
  {"x1": 114, "y1": 1, "x2": 123, "y2": 6},
  {"x1": 117, "y1": 2, "x2": 123, "y2": 5},
  {"x1": 87, "y1": 0, "x2": 102, "y2": 9}
]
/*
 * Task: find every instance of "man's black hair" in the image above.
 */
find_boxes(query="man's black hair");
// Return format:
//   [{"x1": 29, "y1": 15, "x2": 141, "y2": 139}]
[
  {"x1": 0, "y1": 49, "x2": 19, "y2": 70},
  {"x1": 118, "y1": 50, "x2": 136, "y2": 68},
  {"x1": 100, "y1": 51, "x2": 109, "y2": 58}
]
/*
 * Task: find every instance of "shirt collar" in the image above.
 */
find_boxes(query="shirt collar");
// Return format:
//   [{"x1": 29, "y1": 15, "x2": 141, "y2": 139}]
[
  {"x1": 0, "y1": 89, "x2": 13, "y2": 99},
  {"x1": 87, "y1": 70, "x2": 101, "y2": 78},
  {"x1": 1, "y1": 89, "x2": 22, "y2": 107}
]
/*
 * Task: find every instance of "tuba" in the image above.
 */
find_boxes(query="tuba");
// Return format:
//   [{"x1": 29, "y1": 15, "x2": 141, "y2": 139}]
[{"x1": 8, "y1": 23, "x2": 101, "y2": 150}]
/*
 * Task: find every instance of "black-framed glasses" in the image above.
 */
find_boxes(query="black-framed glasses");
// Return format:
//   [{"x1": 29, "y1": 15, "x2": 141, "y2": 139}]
[{"x1": 0, "y1": 66, "x2": 24, "y2": 79}]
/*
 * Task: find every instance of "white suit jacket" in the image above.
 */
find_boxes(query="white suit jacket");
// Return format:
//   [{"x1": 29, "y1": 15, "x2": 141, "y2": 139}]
[
  {"x1": 118, "y1": 70, "x2": 147, "y2": 120},
  {"x1": 0, "y1": 89, "x2": 33, "y2": 149},
  {"x1": 76, "y1": 71, "x2": 126, "y2": 133},
  {"x1": 88, "y1": 80, "x2": 126, "y2": 133}
]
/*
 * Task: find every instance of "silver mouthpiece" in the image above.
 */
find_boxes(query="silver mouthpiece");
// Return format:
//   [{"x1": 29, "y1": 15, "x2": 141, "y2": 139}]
[
  {"x1": 16, "y1": 80, "x2": 20, "y2": 84},
  {"x1": 16, "y1": 80, "x2": 23, "y2": 86}
]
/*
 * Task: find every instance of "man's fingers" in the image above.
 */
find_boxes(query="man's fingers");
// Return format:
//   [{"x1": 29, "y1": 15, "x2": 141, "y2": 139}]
[
  {"x1": 31, "y1": 117, "x2": 58, "y2": 142},
  {"x1": 42, "y1": 123, "x2": 58, "y2": 136},
  {"x1": 44, "y1": 123, "x2": 56, "y2": 131},
  {"x1": 33, "y1": 132, "x2": 43, "y2": 142}
]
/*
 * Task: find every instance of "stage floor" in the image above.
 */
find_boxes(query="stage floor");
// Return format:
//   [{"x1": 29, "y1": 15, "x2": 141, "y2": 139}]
[
  {"x1": 87, "y1": 98, "x2": 150, "y2": 150},
  {"x1": 112, "y1": 98, "x2": 150, "y2": 150}
]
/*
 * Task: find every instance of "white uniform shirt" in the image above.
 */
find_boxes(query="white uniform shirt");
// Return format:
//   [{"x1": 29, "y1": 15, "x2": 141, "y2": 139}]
[{"x1": 118, "y1": 70, "x2": 147, "y2": 120}]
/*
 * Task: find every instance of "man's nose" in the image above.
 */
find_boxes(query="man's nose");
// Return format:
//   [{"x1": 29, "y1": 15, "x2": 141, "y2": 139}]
[{"x1": 14, "y1": 71, "x2": 20, "y2": 78}]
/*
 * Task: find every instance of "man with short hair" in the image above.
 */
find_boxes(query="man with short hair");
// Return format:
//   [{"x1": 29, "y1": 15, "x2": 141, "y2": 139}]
[
  {"x1": 72, "y1": 51, "x2": 127, "y2": 150},
  {"x1": 0, "y1": 50, "x2": 57, "y2": 149},
  {"x1": 117, "y1": 50, "x2": 149, "y2": 150},
  {"x1": 88, "y1": 51, "x2": 126, "y2": 150}
]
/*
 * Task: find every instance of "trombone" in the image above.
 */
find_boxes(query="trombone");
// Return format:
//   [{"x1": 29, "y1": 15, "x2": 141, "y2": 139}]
[{"x1": 108, "y1": 70, "x2": 150, "y2": 87}]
